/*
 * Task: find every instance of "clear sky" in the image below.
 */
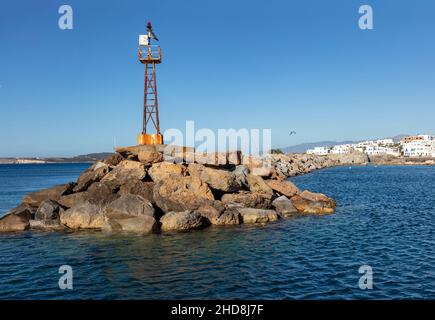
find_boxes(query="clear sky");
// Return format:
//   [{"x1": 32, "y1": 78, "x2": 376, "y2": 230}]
[{"x1": 0, "y1": 0, "x2": 434, "y2": 157}]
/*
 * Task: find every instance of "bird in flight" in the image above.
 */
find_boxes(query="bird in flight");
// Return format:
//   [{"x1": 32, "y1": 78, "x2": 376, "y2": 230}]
[{"x1": 289, "y1": 131, "x2": 297, "y2": 136}]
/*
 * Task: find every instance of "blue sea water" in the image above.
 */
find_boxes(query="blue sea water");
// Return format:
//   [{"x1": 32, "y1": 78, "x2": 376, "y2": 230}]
[{"x1": 0, "y1": 163, "x2": 434, "y2": 300}]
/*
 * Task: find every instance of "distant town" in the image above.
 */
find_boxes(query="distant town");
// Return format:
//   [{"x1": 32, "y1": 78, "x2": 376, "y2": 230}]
[{"x1": 307, "y1": 134, "x2": 435, "y2": 158}]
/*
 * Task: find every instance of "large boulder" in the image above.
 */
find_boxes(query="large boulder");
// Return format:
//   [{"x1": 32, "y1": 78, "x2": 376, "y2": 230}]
[
  {"x1": 221, "y1": 191, "x2": 271, "y2": 209},
  {"x1": 237, "y1": 208, "x2": 279, "y2": 224},
  {"x1": 58, "y1": 192, "x2": 88, "y2": 208},
  {"x1": 138, "y1": 150, "x2": 164, "y2": 165},
  {"x1": 86, "y1": 182, "x2": 120, "y2": 206},
  {"x1": 103, "y1": 153, "x2": 124, "y2": 166},
  {"x1": 187, "y1": 163, "x2": 205, "y2": 177},
  {"x1": 105, "y1": 194, "x2": 155, "y2": 220},
  {"x1": 196, "y1": 204, "x2": 241, "y2": 225},
  {"x1": 243, "y1": 155, "x2": 273, "y2": 177},
  {"x1": 159, "y1": 211, "x2": 207, "y2": 232},
  {"x1": 148, "y1": 162, "x2": 185, "y2": 182},
  {"x1": 189, "y1": 165, "x2": 243, "y2": 192},
  {"x1": 58, "y1": 182, "x2": 119, "y2": 208},
  {"x1": 266, "y1": 180, "x2": 300, "y2": 198},
  {"x1": 153, "y1": 175, "x2": 214, "y2": 213},
  {"x1": 60, "y1": 202, "x2": 106, "y2": 229},
  {"x1": 35, "y1": 200, "x2": 61, "y2": 220},
  {"x1": 23, "y1": 183, "x2": 74, "y2": 207},
  {"x1": 119, "y1": 180, "x2": 155, "y2": 204},
  {"x1": 73, "y1": 162, "x2": 110, "y2": 192},
  {"x1": 4, "y1": 203, "x2": 36, "y2": 221},
  {"x1": 104, "y1": 216, "x2": 158, "y2": 234},
  {"x1": 104, "y1": 195, "x2": 156, "y2": 233},
  {"x1": 246, "y1": 174, "x2": 274, "y2": 199},
  {"x1": 290, "y1": 190, "x2": 336, "y2": 214},
  {"x1": 272, "y1": 196, "x2": 298, "y2": 217},
  {"x1": 0, "y1": 214, "x2": 30, "y2": 232},
  {"x1": 101, "y1": 160, "x2": 146, "y2": 188},
  {"x1": 30, "y1": 218, "x2": 66, "y2": 231},
  {"x1": 233, "y1": 165, "x2": 249, "y2": 187}
]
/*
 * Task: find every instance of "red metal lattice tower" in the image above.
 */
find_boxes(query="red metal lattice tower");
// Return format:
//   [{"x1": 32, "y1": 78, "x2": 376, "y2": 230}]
[
  {"x1": 142, "y1": 58, "x2": 160, "y2": 135},
  {"x1": 137, "y1": 22, "x2": 163, "y2": 145}
]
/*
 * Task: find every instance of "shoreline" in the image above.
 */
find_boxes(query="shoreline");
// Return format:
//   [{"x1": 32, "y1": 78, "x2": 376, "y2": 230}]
[{"x1": 1, "y1": 146, "x2": 337, "y2": 233}]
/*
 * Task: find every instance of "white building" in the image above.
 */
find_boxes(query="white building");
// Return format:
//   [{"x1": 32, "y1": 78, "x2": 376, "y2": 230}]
[
  {"x1": 307, "y1": 147, "x2": 330, "y2": 155},
  {"x1": 401, "y1": 135, "x2": 434, "y2": 157},
  {"x1": 330, "y1": 144, "x2": 351, "y2": 154},
  {"x1": 375, "y1": 139, "x2": 395, "y2": 146},
  {"x1": 305, "y1": 134, "x2": 434, "y2": 157},
  {"x1": 366, "y1": 146, "x2": 400, "y2": 156}
]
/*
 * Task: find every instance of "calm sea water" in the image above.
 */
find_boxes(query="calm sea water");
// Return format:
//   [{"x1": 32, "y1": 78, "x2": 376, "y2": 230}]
[{"x1": 0, "y1": 163, "x2": 434, "y2": 300}]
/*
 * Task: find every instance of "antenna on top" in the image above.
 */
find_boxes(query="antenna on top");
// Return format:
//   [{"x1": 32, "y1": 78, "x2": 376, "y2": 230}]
[{"x1": 146, "y1": 21, "x2": 159, "y2": 42}]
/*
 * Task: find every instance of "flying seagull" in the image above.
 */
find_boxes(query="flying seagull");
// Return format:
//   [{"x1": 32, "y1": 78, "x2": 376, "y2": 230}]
[
  {"x1": 146, "y1": 21, "x2": 159, "y2": 41},
  {"x1": 289, "y1": 131, "x2": 297, "y2": 136}
]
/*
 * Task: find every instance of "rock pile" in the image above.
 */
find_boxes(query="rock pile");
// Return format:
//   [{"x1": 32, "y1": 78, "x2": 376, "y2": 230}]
[
  {"x1": 270, "y1": 152, "x2": 368, "y2": 178},
  {"x1": 0, "y1": 146, "x2": 337, "y2": 233}
]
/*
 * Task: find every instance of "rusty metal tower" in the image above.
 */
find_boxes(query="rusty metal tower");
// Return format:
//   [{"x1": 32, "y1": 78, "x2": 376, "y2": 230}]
[{"x1": 137, "y1": 21, "x2": 163, "y2": 145}]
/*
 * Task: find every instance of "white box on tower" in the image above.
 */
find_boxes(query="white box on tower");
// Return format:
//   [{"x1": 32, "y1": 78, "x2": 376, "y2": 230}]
[{"x1": 139, "y1": 35, "x2": 149, "y2": 46}]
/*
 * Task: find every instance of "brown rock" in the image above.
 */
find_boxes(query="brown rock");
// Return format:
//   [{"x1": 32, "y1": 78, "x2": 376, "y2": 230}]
[
  {"x1": 221, "y1": 192, "x2": 271, "y2": 209},
  {"x1": 203, "y1": 167, "x2": 243, "y2": 192},
  {"x1": 290, "y1": 191, "x2": 336, "y2": 214},
  {"x1": 101, "y1": 160, "x2": 146, "y2": 188},
  {"x1": 148, "y1": 162, "x2": 185, "y2": 182},
  {"x1": 23, "y1": 183, "x2": 74, "y2": 207},
  {"x1": 246, "y1": 174, "x2": 274, "y2": 199},
  {"x1": 159, "y1": 211, "x2": 207, "y2": 232},
  {"x1": 105, "y1": 194, "x2": 155, "y2": 220},
  {"x1": 60, "y1": 202, "x2": 106, "y2": 229},
  {"x1": 242, "y1": 155, "x2": 273, "y2": 177},
  {"x1": 266, "y1": 180, "x2": 300, "y2": 197},
  {"x1": 272, "y1": 196, "x2": 298, "y2": 217},
  {"x1": 237, "y1": 208, "x2": 279, "y2": 224},
  {"x1": 0, "y1": 214, "x2": 30, "y2": 232},
  {"x1": 233, "y1": 165, "x2": 249, "y2": 187},
  {"x1": 29, "y1": 219, "x2": 66, "y2": 231},
  {"x1": 5, "y1": 203, "x2": 36, "y2": 221},
  {"x1": 187, "y1": 163, "x2": 205, "y2": 177},
  {"x1": 73, "y1": 162, "x2": 110, "y2": 192},
  {"x1": 196, "y1": 204, "x2": 241, "y2": 225},
  {"x1": 86, "y1": 182, "x2": 120, "y2": 206},
  {"x1": 194, "y1": 151, "x2": 242, "y2": 166},
  {"x1": 58, "y1": 192, "x2": 88, "y2": 208},
  {"x1": 153, "y1": 175, "x2": 214, "y2": 213},
  {"x1": 103, "y1": 153, "x2": 124, "y2": 166},
  {"x1": 58, "y1": 182, "x2": 119, "y2": 208},
  {"x1": 119, "y1": 180, "x2": 155, "y2": 204},
  {"x1": 35, "y1": 200, "x2": 61, "y2": 221},
  {"x1": 138, "y1": 150, "x2": 164, "y2": 165},
  {"x1": 104, "y1": 216, "x2": 158, "y2": 234}
]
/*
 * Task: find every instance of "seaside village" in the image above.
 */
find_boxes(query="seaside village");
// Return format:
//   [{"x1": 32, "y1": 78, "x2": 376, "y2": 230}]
[{"x1": 307, "y1": 134, "x2": 435, "y2": 158}]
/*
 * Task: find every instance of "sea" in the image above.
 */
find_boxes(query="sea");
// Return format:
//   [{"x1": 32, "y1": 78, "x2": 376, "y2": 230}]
[{"x1": 0, "y1": 163, "x2": 434, "y2": 299}]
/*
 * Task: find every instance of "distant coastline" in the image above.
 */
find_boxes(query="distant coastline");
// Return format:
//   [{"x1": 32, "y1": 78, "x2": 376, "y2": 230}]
[{"x1": 0, "y1": 152, "x2": 113, "y2": 164}]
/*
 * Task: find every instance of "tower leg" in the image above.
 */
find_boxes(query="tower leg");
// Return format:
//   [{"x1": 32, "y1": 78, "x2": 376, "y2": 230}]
[{"x1": 138, "y1": 60, "x2": 163, "y2": 145}]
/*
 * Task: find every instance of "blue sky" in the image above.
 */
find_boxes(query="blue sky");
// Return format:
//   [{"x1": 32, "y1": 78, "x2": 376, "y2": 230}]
[{"x1": 0, "y1": 0, "x2": 434, "y2": 157}]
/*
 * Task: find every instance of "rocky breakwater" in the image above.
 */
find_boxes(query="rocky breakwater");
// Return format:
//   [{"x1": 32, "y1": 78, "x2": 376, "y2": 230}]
[
  {"x1": 269, "y1": 152, "x2": 368, "y2": 179},
  {"x1": 0, "y1": 146, "x2": 337, "y2": 233}
]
